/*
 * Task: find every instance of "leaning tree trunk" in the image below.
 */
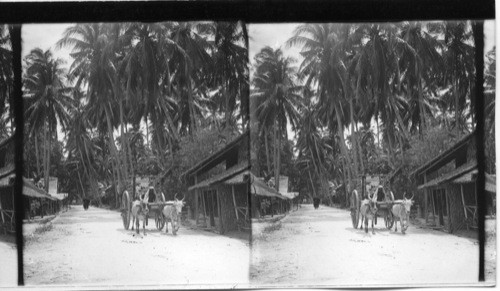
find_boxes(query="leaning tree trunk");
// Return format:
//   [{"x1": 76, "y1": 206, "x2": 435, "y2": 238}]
[
  {"x1": 349, "y1": 97, "x2": 360, "y2": 178},
  {"x1": 273, "y1": 122, "x2": 279, "y2": 191},
  {"x1": 264, "y1": 127, "x2": 272, "y2": 175},
  {"x1": 334, "y1": 102, "x2": 354, "y2": 192},
  {"x1": 307, "y1": 165, "x2": 317, "y2": 199},
  {"x1": 119, "y1": 99, "x2": 130, "y2": 182},
  {"x1": 454, "y1": 74, "x2": 460, "y2": 138},
  {"x1": 105, "y1": 105, "x2": 122, "y2": 208},
  {"x1": 77, "y1": 169, "x2": 85, "y2": 200},
  {"x1": 354, "y1": 122, "x2": 365, "y2": 174},
  {"x1": 35, "y1": 133, "x2": 41, "y2": 178},
  {"x1": 43, "y1": 123, "x2": 50, "y2": 193}
]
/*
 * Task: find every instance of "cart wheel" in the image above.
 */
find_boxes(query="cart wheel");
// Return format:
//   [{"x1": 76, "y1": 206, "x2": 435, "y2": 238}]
[
  {"x1": 389, "y1": 191, "x2": 395, "y2": 202},
  {"x1": 122, "y1": 190, "x2": 131, "y2": 230},
  {"x1": 155, "y1": 213, "x2": 165, "y2": 230},
  {"x1": 350, "y1": 189, "x2": 360, "y2": 229}
]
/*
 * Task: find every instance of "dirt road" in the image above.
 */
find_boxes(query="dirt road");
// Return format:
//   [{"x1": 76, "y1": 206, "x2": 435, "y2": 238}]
[
  {"x1": 251, "y1": 204, "x2": 494, "y2": 287},
  {"x1": 0, "y1": 235, "x2": 17, "y2": 287},
  {"x1": 24, "y1": 206, "x2": 250, "y2": 288}
]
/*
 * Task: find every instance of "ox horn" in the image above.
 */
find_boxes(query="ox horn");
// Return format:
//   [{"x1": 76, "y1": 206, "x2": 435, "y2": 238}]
[
  {"x1": 405, "y1": 192, "x2": 414, "y2": 200},
  {"x1": 174, "y1": 193, "x2": 179, "y2": 200}
]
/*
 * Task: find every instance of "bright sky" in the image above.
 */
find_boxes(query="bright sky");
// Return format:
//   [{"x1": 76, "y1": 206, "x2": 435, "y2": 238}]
[
  {"x1": 22, "y1": 21, "x2": 495, "y2": 75},
  {"x1": 248, "y1": 21, "x2": 496, "y2": 68},
  {"x1": 21, "y1": 21, "x2": 497, "y2": 145},
  {"x1": 22, "y1": 24, "x2": 73, "y2": 70}
]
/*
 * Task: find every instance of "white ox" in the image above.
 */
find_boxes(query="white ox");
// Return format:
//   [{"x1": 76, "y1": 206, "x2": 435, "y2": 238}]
[
  {"x1": 131, "y1": 196, "x2": 150, "y2": 236},
  {"x1": 359, "y1": 190, "x2": 378, "y2": 234},
  {"x1": 391, "y1": 192, "x2": 414, "y2": 234},
  {"x1": 162, "y1": 194, "x2": 186, "y2": 235}
]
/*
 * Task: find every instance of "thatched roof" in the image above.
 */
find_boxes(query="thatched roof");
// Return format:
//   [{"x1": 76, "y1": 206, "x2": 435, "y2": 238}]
[
  {"x1": 411, "y1": 131, "x2": 475, "y2": 177},
  {"x1": 182, "y1": 130, "x2": 249, "y2": 179},
  {"x1": 452, "y1": 169, "x2": 496, "y2": 193},
  {"x1": 417, "y1": 161, "x2": 477, "y2": 190},
  {"x1": 0, "y1": 174, "x2": 56, "y2": 200},
  {"x1": 187, "y1": 162, "x2": 250, "y2": 191}
]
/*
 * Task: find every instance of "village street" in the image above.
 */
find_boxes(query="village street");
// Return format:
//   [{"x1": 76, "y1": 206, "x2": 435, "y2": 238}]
[
  {"x1": 251, "y1": 204, "x2": 495, "y2": 287},
  {"x1": 0, "y1": 235, "x2": 17, "y2": 287},
  {"x1": 23, "y1": 206, "x2": 250, "y2": 288}
]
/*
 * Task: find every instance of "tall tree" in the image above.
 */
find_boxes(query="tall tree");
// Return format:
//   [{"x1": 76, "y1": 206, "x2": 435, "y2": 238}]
[
  {"x1": 24, "y1": 48, "x2": 74, "y2": 192},
  {"x1": 252, "y1": 46, "x2": 302, "y2": 191}
]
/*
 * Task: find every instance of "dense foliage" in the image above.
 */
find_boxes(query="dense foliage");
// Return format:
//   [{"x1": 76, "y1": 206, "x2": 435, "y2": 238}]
[
  {"x1": 250, "y1": 21, "x2": 494, "y2": 205},
  {"x1": 15, "y1": 22, "x2": 248, "y2": 206}
]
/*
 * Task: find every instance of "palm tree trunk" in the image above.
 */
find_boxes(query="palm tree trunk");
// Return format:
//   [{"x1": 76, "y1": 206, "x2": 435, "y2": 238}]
[
  {"x1": 354, "y1": 121, "x2": 365, "y2": 174},
  {"x1": 125, "y1": 125, "x2": 134, "y2": 173},
  {"x1": 276, "y1": 125, "x2": 281, "y2": 191},
  {"x1": 119, "y1": 100, "x2": 129, "y2": 181},
  {"x1": 273, "y1": 121, "x2": 279, "y2": 191},
  {"x1": 264, "y1": 128, "x2": 271, "y2": 174},
  {"x1": 77, "y1": 168, "x2": 85, "y2": 199},
  {"x1": 307, "y1": 165, "x2": 317, "y2": 198},
  {"x1": 454, "y1": 75, "x2": 460, "y2": 137},
  {"x1": 376, "y1": 115, "x2": 381, "y2": 148},
  {"x1": 224, "y1": 83, "x2": 231, "y2": 127},
  {"x1": 43, "y1": 122, "x2": 49, "y2": 193},
  {"x1": 349, "y1": 98, "x2": 359, "y2": 177},
  {"x1": 104, "y1": 105, "x2": 122, "y2": 206},
  {"x1": 334, "y1": 102, "x2": 354, "y2": 192},
  {"x1": 35, "y1": 133, "x2": 41, "y2": 177},
  {"x1": 188, "y1": 81, "x2": 196, "y2": 135},
  {"x1": 145, "y1": 116, "x2": 150, "y2": 149},
  {"x1": 418, "y1": 75, "x2": 426, "y2": 135}
]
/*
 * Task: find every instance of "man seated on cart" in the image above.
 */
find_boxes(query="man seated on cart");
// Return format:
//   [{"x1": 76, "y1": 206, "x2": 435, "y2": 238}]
[
  {"x1": 376, "y1": 186, "x2": 385, "y2": 202},
  {"x1": 140, "y1": 187, "x2": 156, "y2": 203}
]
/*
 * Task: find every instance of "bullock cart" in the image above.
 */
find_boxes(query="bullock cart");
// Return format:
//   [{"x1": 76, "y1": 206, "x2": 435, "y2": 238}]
[
  {"x1": 350, "y1": 189, "x2": 401, "y2": 229},
  {"x1": 121, "y1": 189, "x2": 168, "y2": 231},
  {"x1": 349, "y1": 175, "x2": 401, "y2": 230}
]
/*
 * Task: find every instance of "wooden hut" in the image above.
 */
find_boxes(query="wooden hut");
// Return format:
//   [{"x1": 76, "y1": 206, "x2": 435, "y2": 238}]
[
  {"x1": 411, "y1": 131, "x2": 484, "y2": 232},
  {"x1": 0, "y1": 136, "x2": 55, "y2": 233},
  {"x1": 182, "y1": 131, "x2": 250, "y2": 234},
  {"x1": 246, "y1": 172, "x2": 289, "y2": 218}
]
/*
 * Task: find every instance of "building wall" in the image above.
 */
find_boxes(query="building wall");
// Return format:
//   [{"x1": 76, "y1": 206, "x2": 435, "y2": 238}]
[
  {"x1": 446, "y1": 183, "x2": 467, "y2": 232},
  {"x1": 216, "y1": 184, "x2": 248, "y2": 232}
]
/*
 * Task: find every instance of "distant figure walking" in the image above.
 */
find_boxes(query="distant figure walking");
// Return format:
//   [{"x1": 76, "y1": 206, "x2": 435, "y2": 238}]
[
  {"x1": 83, "y1": 199, "x2": 90, "y2": 210},
  {"x1": 313, "y1": 198, "x2": 320, "y2": 209}
]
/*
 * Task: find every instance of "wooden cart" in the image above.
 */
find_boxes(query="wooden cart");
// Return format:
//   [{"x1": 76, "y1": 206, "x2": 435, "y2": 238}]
[
  {"x1": 349, "y1": 175, "x2": 398, "y2": 230},
  {"x1": 121, "y1": 189, "x2": 169, "y2": 231}
]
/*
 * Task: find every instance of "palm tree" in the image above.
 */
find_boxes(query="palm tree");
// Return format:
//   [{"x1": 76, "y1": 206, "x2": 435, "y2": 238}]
[
  {"x1": 65, "y1": 90, "x2": 100, "y2": 202},
  {"x1": 58, "y1": 23, "x2": 130, "y2": 205},
  {"x1": 295, "y1": 93, "x2": 329, "y2": 198},
  {"x1": 252, "y1": 46, "x2": 302, "y2": 191},
  {"x1": 287, "y1": 23, "x2": 356, "y2": 190},
  {"x1": 24, "y1": 48, "x2": 74, "y2": 192},
  {"x1": 119, "y1": 23, "x2": 179, "y2": 168},
  {"x1": 167, "y1": 22, "x2": 213, "y2": 135},
  {"x1": 209, "y1": 21, "x2": 249, "y2": 129},
  {"x1": 397, "y1": 22, "x2": 444, "y2": 135},
  {"x1": 438, "y1": 21, "x2": 475, "y2": 136},
  {"x1": 0, "y1": 25, "x2": 12, "y2": 134}
]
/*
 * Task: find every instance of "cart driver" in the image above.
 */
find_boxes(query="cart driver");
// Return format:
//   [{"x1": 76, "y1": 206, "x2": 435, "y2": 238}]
[
  {"x1": 145, "y1": 186, "x2": 156, "y2": 203},
  {"x1": 376, "y1": 186, "x2": 385, "y2": 202}
]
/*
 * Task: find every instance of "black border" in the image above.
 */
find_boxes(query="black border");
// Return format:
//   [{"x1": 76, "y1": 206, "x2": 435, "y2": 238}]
[
  {"x1": 0, "y1": 0, "x2": 495, "y2": 23},
  {"x1": 4, "y1": 0, "x2": 494, "y2": 287}
]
